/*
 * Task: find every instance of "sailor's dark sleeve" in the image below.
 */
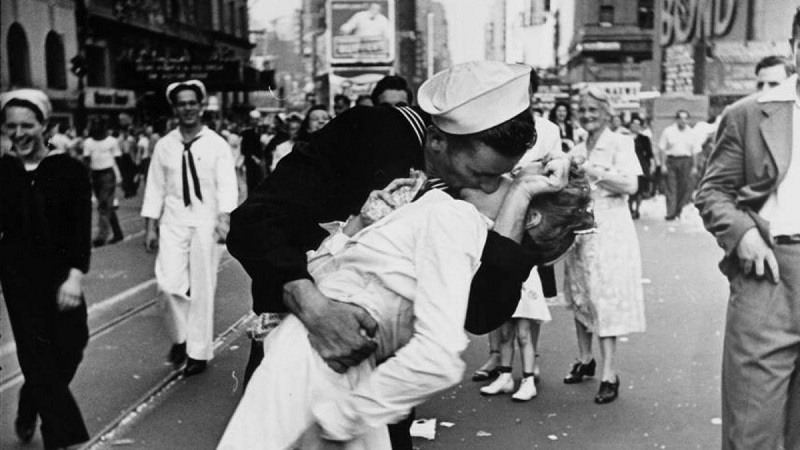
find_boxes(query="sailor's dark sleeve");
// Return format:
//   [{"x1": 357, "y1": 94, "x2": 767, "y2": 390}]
[
  {"x1": 227, "y1": 110, "x2": 361, "y2": 314},
  {"x1": 465, "y1": 231, "x2": 535, "y2": 335}
]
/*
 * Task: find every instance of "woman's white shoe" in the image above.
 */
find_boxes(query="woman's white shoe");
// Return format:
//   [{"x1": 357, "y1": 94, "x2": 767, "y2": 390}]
[
  {"x1": 480, "y1": 373, "x2": 514, "y2": 396},
  {"x1": 511, "y1": 376, "x2": 537, "y2": 401}
]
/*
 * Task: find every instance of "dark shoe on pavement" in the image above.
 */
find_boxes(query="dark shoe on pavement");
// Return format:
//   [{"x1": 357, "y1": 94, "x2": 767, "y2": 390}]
[
  {"x1": 183, "y1": 358, "x2": 207, "y2": 377},
  {"x1": 15, "y1": 416, "x2": 36, "y2": 443},
  {"x1": 664, "y1": 215, "x2": 677, "y2": 221},
  {"x1": 109, "y1": 235, "x2": 124, "y2": 245},
  {"x1": 472, "y1": 367, "x2": 501, "y2": 382},
  {"x1": 594, "y1": 376, "x2": 620, "y2": 404},
  {"x1": 564, "y1": 358, "x2": 596, "y2": 384},
  {"x1": 168, "y1": 342, "x2": 187, "y2": 368},
  {"x1": 92, "y1": 239, "x2": 106, "y2": 248}
]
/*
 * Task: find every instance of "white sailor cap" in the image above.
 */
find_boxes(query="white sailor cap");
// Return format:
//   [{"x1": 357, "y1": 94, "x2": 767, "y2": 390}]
[
  {"x1": 1, "y1": 88, "x2": 52, "y2": 122},
  {"x1": 165, "y1": 80, "x2": 207, "y2": 105},
  {"x1": 418, "y1": 60, "x2": 531, "y2": 135}
]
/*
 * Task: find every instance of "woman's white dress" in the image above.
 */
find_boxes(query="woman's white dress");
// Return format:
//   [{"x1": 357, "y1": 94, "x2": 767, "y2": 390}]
[
  {"x1": 512, "y1": 267, "x2": 551, "y2": 322},
  {"x1": 563, "y1": 129, "x2": 646, "y2": 337},
  {"x1": 217, "y1": 190, "x2": 489, "y2": 449}
]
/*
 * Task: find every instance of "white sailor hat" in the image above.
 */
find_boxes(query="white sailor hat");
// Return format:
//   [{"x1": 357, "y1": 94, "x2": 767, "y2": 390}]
[
  {"x1": 165, "y1": 80, "x2": 207, "y2": 105},
  {"x1": 1, "y1": 88, "x2": 52, "y2": 122},
  {"x1": 418, "y1": 60, "x2": 531, "y2": 135}
]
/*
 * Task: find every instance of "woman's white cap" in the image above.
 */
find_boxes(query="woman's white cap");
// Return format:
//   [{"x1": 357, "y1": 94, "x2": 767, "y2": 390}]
[
  {"x1": 165, "y1": 79, "x2": 207, "y2": 105},
  {"x1": 1, "y1": 89, "x2": 52, "y2": 121},
  {"x1": 418, "y1": 60, "x2": 531, "y2": 135}
]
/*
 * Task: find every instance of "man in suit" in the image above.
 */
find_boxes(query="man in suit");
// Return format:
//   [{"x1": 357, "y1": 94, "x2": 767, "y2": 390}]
[{"x1": 695, "y1": 9, "x2": 800, "y2": 449}]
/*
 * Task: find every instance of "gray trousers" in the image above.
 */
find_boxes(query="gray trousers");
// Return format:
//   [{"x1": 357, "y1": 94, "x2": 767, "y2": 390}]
[
  {"x1": 665, "y1": 156, "x2": 694, "y2": 217},
  {"x1": 722, "y1": 242, "x2": 800, "y2": 450}
]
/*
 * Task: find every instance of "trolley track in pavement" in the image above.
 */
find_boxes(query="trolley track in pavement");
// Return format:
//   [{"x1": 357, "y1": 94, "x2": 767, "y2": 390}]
[{"x1": 0, "y1": 254, "x2": 236, "y2": 392}]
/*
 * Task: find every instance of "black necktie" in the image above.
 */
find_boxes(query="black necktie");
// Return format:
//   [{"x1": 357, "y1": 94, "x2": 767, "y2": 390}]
[{"x1": 182, "y1": 137, "x2": 203, "y2": 207}]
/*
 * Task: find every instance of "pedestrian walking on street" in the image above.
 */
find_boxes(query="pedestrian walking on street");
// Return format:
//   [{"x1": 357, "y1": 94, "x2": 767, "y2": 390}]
[
  {"x1": 562, "y1": 88, "x2": 646, "y2": 405},
  {"x1": 695, "y1": 10, "x2": 800, "y2": 449},
  {"x1": 0, "y1": 89, "x2": 91, "y2": 449},
  {"x1": 141, "y1": 80, "x2": 238, "y2": 376},
  {"x1": 628, "y1": 117, "x2": 655, "y2": 219},
  {"x1": 658, "y1": 110, "x2": 698, "y2": 221},
  {"x1": 227, "y1": 60, "x2": 572, "y2": 449},
  {"x1": 83, "y1": 119, "x2": 124, "y2": 247}
]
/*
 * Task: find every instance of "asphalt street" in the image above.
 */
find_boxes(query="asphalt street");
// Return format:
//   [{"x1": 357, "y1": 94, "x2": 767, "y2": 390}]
[{"x1": 0, "y1": 194, "x2": 730, "y2": 450}]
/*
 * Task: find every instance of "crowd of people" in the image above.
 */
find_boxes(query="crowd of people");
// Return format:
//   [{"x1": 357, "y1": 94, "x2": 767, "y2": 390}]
[{"x1": 2, "y1": 10, "x2": 800, "y2": 448}]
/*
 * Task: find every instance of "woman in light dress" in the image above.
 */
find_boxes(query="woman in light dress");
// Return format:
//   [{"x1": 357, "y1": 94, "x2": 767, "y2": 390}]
[
  {"x1": 562, "y1": 88, "x2": 646, "y2": 405},
  {"x1": 217, "y1": 167, "x2": 594, "y2": 449}
]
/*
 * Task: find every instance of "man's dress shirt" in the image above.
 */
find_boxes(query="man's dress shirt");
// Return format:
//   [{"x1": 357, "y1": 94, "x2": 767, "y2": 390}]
[{"x1": 141, "y1": 126, "x2": 238, "y2": 225}]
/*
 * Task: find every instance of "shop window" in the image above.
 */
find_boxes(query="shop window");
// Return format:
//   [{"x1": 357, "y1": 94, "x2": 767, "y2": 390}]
[
  {"x1": 638, "y1": 0, "x2": 654, "y2": 29},
  {"x1": 599, "y1": 5, "x2": 614, "y2": 26},
  {"x1": 45, "y1": 31, "x2": 67, "y2": 90},
  {"x1": 7, "y1": 23, "x2": 32, "y2": 87}
]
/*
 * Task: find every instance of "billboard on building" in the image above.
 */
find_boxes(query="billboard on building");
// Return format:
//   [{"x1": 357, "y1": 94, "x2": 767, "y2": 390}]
[{"x1": 328, "y1": 0, "x2": 395, "y2": 65}]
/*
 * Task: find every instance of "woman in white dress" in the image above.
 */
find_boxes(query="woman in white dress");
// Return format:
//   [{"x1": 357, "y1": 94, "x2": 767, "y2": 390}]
[
  {"x1": 476, "y1": 268, "x2": 550, "y2": 401},
  {"x1": 218, "y1": 167, "x2": 594, "y2": 449},
  {"x1": 562, "y1": 88, "x2": 646, "y2": 405}
]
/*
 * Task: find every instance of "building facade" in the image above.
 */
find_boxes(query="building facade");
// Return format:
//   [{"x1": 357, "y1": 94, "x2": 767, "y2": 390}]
[
  {"x1": 564, "y1": 0, "x2": 656, "y2": 87},
  {"x1": 2, "y1": 0, "x2": 81, "y2": 127},
  {"x1": 79, "y1": 0, "x2": 257, "y2": 126}
]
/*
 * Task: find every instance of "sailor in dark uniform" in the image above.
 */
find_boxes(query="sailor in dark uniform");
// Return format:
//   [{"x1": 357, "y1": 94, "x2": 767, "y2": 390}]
[{"x1": 227, "y1": 61, "x2": 570, "y2": 448}]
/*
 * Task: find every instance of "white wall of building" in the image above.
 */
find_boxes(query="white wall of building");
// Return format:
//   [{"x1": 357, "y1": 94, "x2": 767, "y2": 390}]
[{"x1": 1, "y1": 0, "x2": 79, "y2": 98}]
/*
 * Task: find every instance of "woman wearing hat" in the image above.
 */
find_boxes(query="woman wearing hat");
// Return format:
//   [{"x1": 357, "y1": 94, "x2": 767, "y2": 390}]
[
  {"x1": 0, "y1": 89, "x2": 91, "y2": 448},
  {"x1": 561, "y1": 88, "x2": 646, "y2": 404}
]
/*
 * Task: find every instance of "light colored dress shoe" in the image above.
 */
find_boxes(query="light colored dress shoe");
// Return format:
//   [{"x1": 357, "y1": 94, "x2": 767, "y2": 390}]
[
  {"x1": 511, "y1": 376, "x2": 537, "y2": 401},
  {"x1": 480, "y1": 372, "x2": 514, "y2": 396}
]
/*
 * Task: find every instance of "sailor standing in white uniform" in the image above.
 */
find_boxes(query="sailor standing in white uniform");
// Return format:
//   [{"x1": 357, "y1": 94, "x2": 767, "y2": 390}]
[{"x1": 141, "y1": 80, "x2": 238, "y2": 376}]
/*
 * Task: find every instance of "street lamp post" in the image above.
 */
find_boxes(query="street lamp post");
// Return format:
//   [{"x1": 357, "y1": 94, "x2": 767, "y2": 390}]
[{"x1": 72, "y1": 0, "x2": 89, "y2": 131}]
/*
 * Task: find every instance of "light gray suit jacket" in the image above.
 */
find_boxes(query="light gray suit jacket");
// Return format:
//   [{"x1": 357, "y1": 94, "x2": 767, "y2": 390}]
[{"x1": 695, "y1": 80, "x2": 795, "y2": 277}]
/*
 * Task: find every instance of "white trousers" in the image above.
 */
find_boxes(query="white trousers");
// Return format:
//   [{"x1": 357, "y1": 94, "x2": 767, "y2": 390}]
[{"x1": 155, "y1": 222, "x2": 221, "y2": 361}]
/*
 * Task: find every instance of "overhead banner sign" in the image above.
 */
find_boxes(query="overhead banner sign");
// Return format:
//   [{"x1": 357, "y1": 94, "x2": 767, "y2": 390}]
[
  {"x1": 328, "y1": 0, "x2": 395, "y2": 65},
  {"x1": 84, "y1": 87, "x2": 136, "y2": 109},
  {"x1": 118, "y1": 60, "x2": 244, "y2": 90},
  {"x1": 574, "y1": 82, "x2": 642, "y2": 110}
]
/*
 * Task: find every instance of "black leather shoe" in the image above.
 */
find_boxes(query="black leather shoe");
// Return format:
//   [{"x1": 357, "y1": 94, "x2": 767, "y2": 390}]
[
  {"x1": 183, "y1": 358, "x2": 207, "y2": 377},
  {"x1": 563, "y1": 359, "x2": 596, "y2": 384},
  {"x1": 109, "y1": 235, "x2": 124, "y2": 245},
  {"x1": 15, "y1": 416, "x2": 36, "y2": 443},
  {"x1": 471, "y1": 367, "x2": 501, "y2": 382},
  {"x1": 594, "y1": 376, "x2": 620, "y2": 404},
  {"x1": 168, "y1": 342, "x2": 187, "y2": 368},
  {"x1": 92, "y1": 239, "x2": 107, "y2": 248}
]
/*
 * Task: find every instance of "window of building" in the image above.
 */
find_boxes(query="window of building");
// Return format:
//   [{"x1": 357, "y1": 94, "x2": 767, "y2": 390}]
[
  {"x1": 170, "y1": 0, "x2": 182, "y2": 20},
  {"x1": 599, "y1": 5, "x2": 614, "y2": 26},
  {"x1": 638, "y1": 0, "x2": 654, "y2": 29},
  {"x1": 85, "y1": 45, "x2": 107, "y2": 87},
  {"x1": 239, "y1": 5, "x2": 247, "y2": 38},
  {"x1": 7, "y1": 23, "x2": 32, "y2": 87},
  {"x1": 229, "y1": 2, "x2": 236, "y2": 34},
  {"x1": 45, "y1": 31, "x2": 67, "y2": 89}
]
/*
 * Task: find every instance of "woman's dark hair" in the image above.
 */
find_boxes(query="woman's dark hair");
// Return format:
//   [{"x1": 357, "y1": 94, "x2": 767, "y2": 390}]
[
  {"x1": 297, "y1": 105, "x2": 329, "y2": 143},
  {"x1": 88, "y1": 119, "x2": 109, "y2": 140},
  {"x1": 370, "y1": 75, "x2": 413, "y2": 105},
  {"x1": 2, "y1": 98, "x2": 45, "y2": 123},
  {"x1": 443, "y1": 108, "x2": 537, "y2": 159},
  {"x1": 548, "y1": 101, "x2": 571, "y2": 124},
  {"x1": 523, "y1": 163, "x2": 595, "y2": 266}
]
